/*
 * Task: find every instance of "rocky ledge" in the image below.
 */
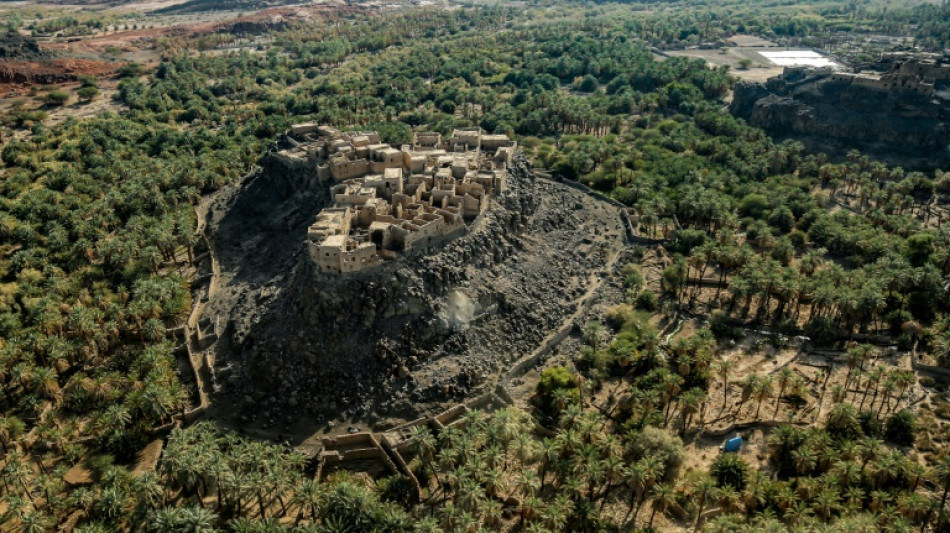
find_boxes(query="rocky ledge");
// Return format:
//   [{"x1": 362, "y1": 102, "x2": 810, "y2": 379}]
[{"x1": 730, "y1": 65, "x2": 950, "y2": 169}]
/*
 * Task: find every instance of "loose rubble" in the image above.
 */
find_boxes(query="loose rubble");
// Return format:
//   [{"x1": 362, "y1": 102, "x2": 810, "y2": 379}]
[{"x1": 198, "y1": 134, "x2": 630, "y2": 431}]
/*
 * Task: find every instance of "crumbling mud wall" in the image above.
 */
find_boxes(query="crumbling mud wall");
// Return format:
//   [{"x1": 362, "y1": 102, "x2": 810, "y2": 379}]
[{"x1": 201, "y1": 149, "x2": 629, "y2": 431}]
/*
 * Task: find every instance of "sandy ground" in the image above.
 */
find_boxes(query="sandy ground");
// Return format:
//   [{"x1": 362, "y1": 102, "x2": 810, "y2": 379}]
[
  {"x1": 664, "y1": 48, "x2": 786, "y2": 84},
  {"x1": 0, "y1": 77, "x2": 124, "y2": 143},
  {"x1": 659, "y1": 36, "x2": 824, "y2": 84},
  {"x1": 726, "y1": 34, "x2": 778, "y2": 48}
]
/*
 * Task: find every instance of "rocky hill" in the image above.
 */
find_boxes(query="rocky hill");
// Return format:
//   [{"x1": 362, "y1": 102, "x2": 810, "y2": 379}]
[
  {"x1": 195, "y1": 146, "x2": 632, "y2": 437},
  {"x1": 730, "y1": 63, "x2": 950, "y2": 169}
]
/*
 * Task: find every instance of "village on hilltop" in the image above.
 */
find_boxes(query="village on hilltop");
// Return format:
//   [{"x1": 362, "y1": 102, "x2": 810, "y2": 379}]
[{"x1": 280, "y1": 124, "x2": 517, "y2": 273}]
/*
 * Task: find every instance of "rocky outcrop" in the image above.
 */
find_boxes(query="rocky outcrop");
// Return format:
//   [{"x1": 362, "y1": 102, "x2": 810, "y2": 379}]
[
  {"x1": 200, "y1": 148, "x2": 630, "y2": 432},
  {"x1": 730, "y1": 65, "x2": 950, "y2": 169}
]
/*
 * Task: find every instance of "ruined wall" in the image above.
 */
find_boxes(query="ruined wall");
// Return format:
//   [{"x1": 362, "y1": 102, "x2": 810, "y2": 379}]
[{"x1": 330, "y1": 159, "x2": 370, "y2": 181}]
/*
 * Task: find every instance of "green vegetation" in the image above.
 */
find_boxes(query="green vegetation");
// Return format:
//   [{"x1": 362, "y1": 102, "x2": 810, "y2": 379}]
[
  {"x1": 43, "y1": 89, "x2": 69, "y2": 107},
  {"x1": 1, "y1": 0, "x2": 950, "y2": 530},
  {"x1": 77, "y1": 86, "x2": 99, "y2": 102},
  {"x1": 535, "y1": 366, "x2": 581, "y2": 421}
]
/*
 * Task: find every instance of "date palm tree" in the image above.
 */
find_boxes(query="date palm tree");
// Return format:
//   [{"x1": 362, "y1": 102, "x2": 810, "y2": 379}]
[
  {"x1": 931, "y1": 455, "x2": 950, "y2": 528},
  {"x1": 738, "y1": 374, "x2": 759, "y2": 418},
  {"x1": 753, "y1": 375, "x2": 774, "y2": 420},
  {"x1": 291, "y1": 478, "x2": 321, "y2": 525},
  {"x1": 688, "y1": 474, "x2": 717, "y2": 532},
  {"x1": 784, "y1": 500, "x2": 813, "y2": 526},
  {"x1": 679, "y1": 388, "x2": 705, "y2": 434},
  {"x1": 623, "y1": 462, "x2": 647, "y2": 527},
  {"x1": 409, "y1": 425, "x2": 439, "y2": 496},
  {"x1": 648, "y1": 482, "x2": 675, "y2": 530},
  {"x1": 19, "y1": 511, "x2": 50, "y2": 533},
  {"x1": 713, "y1": 359, "x2": 734, "y2": 409},
  {"x1": 0, "y1": 416, "x2": 25, "y2": 454},
  {"x1": 3, "y1": 451, "x2": 35, "y2": 504},
  {"x1": 773, "y1": 366, "x2": 793, "y2": 420},
  {"x1": 148, "y1": 506, "x2": 218, "y2": 533},
  {"x1": 811, "y1": 487, "x2": 841, "y2": 522}
]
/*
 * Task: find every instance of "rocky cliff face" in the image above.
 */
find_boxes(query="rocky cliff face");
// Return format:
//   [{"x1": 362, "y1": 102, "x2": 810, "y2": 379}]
[
  {"x1": 201, "y1": 148, "x2": 630, "y2": 433},
  {"x1": 730, "y1": 68, "x2": 950, "y2": 169}
]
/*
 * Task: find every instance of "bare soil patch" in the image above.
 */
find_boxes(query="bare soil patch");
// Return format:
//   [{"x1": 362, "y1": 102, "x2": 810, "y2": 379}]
[
  {"x1": 0, "y1": 58, "x2": 119, "y2": 95},
  {"x1": 664, "y1": 48, "x2": 785, "y2": 84}
]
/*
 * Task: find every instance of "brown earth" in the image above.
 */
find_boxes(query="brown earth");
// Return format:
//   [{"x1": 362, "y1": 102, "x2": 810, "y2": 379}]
[
  {"x1": 40, "y1": 4, "x2": 371, "y2": 54},
  {"x1": 0, "y1": 58, "x2": 120, "y2": 96},
  {"x1": 1, "y1": 2, "x2": 365, "y2": 96}
]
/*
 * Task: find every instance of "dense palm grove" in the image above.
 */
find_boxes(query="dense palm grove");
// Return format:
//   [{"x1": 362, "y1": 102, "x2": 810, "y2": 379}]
[{"x1": 1, "y1": 0, "x2": 950, "y2": 531}]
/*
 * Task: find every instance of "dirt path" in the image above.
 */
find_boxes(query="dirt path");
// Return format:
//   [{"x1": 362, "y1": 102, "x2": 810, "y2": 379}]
[
  {"x1": 182, "y1": 196, "x2": 219, "y2": 417},
  {"x1": 504, "y1": 236, "x2": 624, "y2": 390}
]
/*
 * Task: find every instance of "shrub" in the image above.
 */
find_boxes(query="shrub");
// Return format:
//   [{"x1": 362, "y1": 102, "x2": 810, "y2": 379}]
[
  {"x1": 44, "y1": 89, "x2": 70, "y2": 106},
  {"x1": 84, "y1": 454, "x2": 116, "y2": 481},
  {"x1": 605, "y1": 303, "x2": 635, "y2": 331},
  {"x1": 710, "y1": 453, "x2": 748, "y2": 490},
  {"x1": 535, "y1": 366, "x2": 580, "y2": 421},
  {"x1": 805, "y1": 316, "x2": 837, "y2": 346},
  {"x1": 669, "y1": 228, "x2": 708, "y2": 255},
  {"x1": 626, "y1": 426, "x2": 685, "y2": 482},
  {"x1": 886, "y1": 309, "x2": 914, "y2": 336},
  {"x1": 438, "y1": 100, "x2": 456, "y2": 114},
  {"x1": 788, "y1": 229, "x2": 807, "y2": 248},
  {"x1": 78, "y1": 86, "x2": 99, "y2": 102},
  {"x1": 574, "y1": 74, "x2": 599, "y2": 92},
  {"x1": 825, "y1": 404, "x2": 862, "y2": 441},
  {"x1": 739, "y1": 193, "x2": 769, "y2": 218},
  {"x1": 551, "y1": 159, "x2": 577, "y2": 180},
  {"x1": 710, "y1": 311, "x2": 744, "y2": 342},
  {"x1": 78, "y1": 75, "x2": 98, "y2": 88},
  {"x1": 613, "y1": 309, "x2": 657, "y2": 342},
  {"x1": 767, "y1": 205, "x2": 794, "y2": 232},
  {"x1": 117, "y1": 63, "x2": 144, "y2": 78},
  {"x1": 635, "y1": 291, "x2": 658, "y2": 311},
  {"x1": 377, "y1": 475, "x2": 419, "y2": 509},
  {"x1": 859, "y1": 409, "x2": 883, "y2": 438},
  {"x1": 884, "y1": 409, "x2": 916, "y2": 446},
  {"x1": 620, "y1": 263, "x2": 644, "y2": 292}
]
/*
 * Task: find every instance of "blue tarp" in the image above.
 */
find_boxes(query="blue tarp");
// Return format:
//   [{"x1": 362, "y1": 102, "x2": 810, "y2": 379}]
[{"x1": 723, "y1": 437, "x2": 743, "y2": 452}]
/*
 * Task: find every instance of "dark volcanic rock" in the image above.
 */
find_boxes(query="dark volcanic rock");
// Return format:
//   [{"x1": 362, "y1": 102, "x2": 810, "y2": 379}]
[
  {"x1": 201, "y1": 146, "x2": 629, "y2": 429},
  {"x1": 730, "y1": 63, "x2": 950, "y2": 169}
]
